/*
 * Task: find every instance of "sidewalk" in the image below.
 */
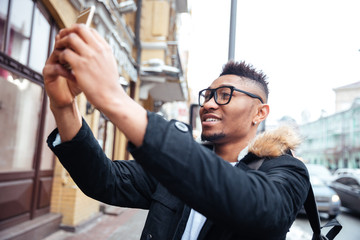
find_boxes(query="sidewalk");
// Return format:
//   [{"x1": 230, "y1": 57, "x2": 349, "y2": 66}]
[
  {"x1": 43, "y1": 207, "x2": 148, "y2": 240},
  {"x1": 43, "y1": 208, "x2": 312, "y2": 240}
]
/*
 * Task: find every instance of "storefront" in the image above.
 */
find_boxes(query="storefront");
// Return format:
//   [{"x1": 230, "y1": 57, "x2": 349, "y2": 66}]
[
  {"x1": 0, "y1": 0, "x2": 61, "y2": 237},
  {"x1": 0, "y1": 0, "x2": 138, "y2": 238}
]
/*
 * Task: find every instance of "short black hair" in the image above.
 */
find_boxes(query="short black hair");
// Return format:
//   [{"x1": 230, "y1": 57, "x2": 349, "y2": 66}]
[{"x1": 220, "y1": 61, "x2": 269, "y2": 102}]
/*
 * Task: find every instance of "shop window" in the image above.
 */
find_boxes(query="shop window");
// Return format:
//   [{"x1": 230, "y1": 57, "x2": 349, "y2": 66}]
[
  {"x1": 0, "y1": 67, "x2": 43, "y2": 172},
  {"x1": 6, "y1": 0, "x2": 34, "y2": 65},
  {"x1": 29, "y1": 6, "x2": 51, "y2": 73},
  {"x1": 0, "y1": 0, "x2": 60, "y2": 231},
  {"x1": 0, "y1": 0, "x2": 59, "y2": 172}
]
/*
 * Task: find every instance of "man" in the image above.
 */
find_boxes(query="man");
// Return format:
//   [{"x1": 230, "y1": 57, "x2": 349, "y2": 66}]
[{"x1": 44, "y1": 24, "x2": 310, "y2": 239}]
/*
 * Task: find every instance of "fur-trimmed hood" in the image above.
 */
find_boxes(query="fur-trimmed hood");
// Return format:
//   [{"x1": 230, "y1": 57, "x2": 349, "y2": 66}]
[{"x1": 248, "y1": 125, "x2": 302, "y2": 158}]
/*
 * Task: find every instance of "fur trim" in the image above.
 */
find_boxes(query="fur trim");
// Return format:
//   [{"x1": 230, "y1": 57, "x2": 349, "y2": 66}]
[{"x1": 248, "y1": 125, "x2": 302, "y2": 158}]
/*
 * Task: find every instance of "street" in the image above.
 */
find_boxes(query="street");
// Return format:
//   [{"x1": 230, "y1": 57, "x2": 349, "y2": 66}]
[
  {"x1": 288, "y1": 208, "x2": 360, "y2": 240},
  {"x1": 105, "y1": 208, "x2": 360, "y2": 240}
]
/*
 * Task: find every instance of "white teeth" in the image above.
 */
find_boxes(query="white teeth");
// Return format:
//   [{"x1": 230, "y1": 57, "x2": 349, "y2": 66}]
[{"x1": 205, "y1": 118, "x2": 219, "y2": 122}]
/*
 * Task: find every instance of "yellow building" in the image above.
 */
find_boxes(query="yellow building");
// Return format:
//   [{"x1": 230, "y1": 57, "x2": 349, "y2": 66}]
[{"x1": 0, "y1": 0, "x2": 189, "y2": 239}]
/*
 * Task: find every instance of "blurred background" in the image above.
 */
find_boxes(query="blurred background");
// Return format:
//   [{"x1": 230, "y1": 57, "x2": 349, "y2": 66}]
[{"x1": 0, "y1": 0, "x2": 359, "y2": 239}]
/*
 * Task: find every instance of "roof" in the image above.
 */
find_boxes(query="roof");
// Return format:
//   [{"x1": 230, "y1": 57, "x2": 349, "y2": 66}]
[{"x1": 333, "y1": 81, "x2": 360, "y2": 91}]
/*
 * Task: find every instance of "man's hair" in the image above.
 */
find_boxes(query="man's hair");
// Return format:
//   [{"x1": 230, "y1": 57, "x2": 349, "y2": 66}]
[{"x1": 220, "y1": 61, "x2": 269, "y2": 102}]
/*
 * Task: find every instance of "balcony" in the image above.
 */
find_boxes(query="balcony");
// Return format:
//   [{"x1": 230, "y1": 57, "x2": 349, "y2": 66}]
[{"x1": 139, "y1": 42, "x2": 188, "y2": 102}]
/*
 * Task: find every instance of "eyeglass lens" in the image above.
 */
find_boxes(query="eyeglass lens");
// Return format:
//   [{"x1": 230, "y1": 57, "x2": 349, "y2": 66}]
[{"x1": 199, "y1": 87, "x2": 232, "y2": 106}]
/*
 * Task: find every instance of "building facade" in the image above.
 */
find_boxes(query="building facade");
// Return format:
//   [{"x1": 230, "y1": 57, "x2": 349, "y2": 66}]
[
  {"x1": 334, "y1": 81, "x2": 360, "y2": 113},
  {"x1": 0, "y1": 0, "x2": 189, "y2": 239},
  {"x1": 297, "y1": 83, "x2": 360, "y2": 171}
]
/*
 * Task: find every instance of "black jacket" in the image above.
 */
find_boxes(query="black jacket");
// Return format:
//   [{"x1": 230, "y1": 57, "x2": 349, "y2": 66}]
[{"x1": 47, "y1": 112, "x2": 310, "y2": 239}]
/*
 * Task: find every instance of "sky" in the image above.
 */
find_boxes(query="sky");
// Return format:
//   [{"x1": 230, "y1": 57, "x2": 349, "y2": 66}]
[{"x1": 181, "y1": 0, "x2": 360, "y2": 126}]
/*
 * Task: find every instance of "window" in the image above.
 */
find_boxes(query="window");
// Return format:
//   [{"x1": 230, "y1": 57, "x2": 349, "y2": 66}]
[
  {"x1": 336, "y1": 177, "x2": 360, "y2": 187},
  {"x1": 29, "y1": 6, "x2": 51, "y2": 72},
  {"x1": 6, "y1": 0, "x2": 34, "y2": 65},
  {"x1": 1, "y1": 1, "x2": 57, "y2": 69},
  {"x1": 0, "y1": 67, "x2": 43, "y2": 172},
  {"x1": 0, "y1": 0, "x2": 58, "y2": 172},
  {"x1": 0, "y1": 0, "x2": 59, "y2": 229}
]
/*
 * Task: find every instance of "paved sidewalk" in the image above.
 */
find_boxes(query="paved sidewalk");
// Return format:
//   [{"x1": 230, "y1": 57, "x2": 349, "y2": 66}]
[
  {"x1": 43, "y1": 208, "x2": 312, "y2": 240},
  {"x1": 43, "y1": 208, "x2": 148, "y2": 240}
]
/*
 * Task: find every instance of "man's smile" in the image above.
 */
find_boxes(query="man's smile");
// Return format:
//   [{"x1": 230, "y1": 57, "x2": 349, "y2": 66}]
[
  {"x1": 201, "y1": 114, "x2": 222, "y2": 127},
  {"x1": 204, "y1": 118, "x2": 220, "y2": 122}
]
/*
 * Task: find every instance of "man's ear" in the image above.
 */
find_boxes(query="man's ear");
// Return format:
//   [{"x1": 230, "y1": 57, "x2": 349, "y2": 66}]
[{"x1": 254, "y1": 104, "x2": 270, "y2": 124}]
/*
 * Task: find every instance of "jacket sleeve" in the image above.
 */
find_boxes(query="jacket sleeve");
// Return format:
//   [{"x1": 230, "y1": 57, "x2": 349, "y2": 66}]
[
  {"x1": 129, "y1": 112, "x2": 310, "y2": 233},
  {"x1": 47, "y1": 118, "x2": 156, "y2": 209}
]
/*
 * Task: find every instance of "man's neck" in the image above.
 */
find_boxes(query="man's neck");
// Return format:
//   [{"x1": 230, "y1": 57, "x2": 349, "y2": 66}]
[
  {"x1": 214, "y1": 141, "x2": 249, "y2": 163},
  {"x1": 212, "y1": 129, "x2": 258, "y2": 163}
]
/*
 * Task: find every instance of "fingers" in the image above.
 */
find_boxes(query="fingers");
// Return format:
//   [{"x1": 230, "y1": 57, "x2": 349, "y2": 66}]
[
  {"x1": 49, "y1": 44, "x2": 83, "y2": 76},
  {"x1": 55, "y1": 32, "x2": 89, "y2": 57},
  {"x1": 58, "y1": 47, "x2": 82, "y2": 68},
  {"x1": 43, "y1": 50, "x2": 75, "y2": 81},
  {"x1": 46, "y1": 24, "x2": 119, "y2": 106},
  {"x1": 55, "y1": 24, "x2": 110, "y2": 69},
  {"x1": 43, "y1": 62, "x2": 75, "y2": 81},
  {"x1": 58, "y1": 24, "x2": 100, "y2": 49}
]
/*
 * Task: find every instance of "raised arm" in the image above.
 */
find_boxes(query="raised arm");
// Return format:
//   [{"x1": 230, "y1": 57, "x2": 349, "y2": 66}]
[
  {"x1": 43, "y1": 25, "x2": 156, "y2": 207},
  {"x1": 44, "y1": 24, "x2": 147, "y2": 146},
  {"x1": 42, "y1": 33, "x2": 82, "y2": 142}
]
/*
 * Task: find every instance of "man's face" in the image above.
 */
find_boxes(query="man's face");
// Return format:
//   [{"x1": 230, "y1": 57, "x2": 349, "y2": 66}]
[{"x1": 199, "y1": 75, "x2": 264, "y2": 144}]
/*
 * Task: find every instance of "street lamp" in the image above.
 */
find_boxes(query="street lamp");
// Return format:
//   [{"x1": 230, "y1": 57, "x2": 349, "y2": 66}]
[{"x1": 228, "y1": 0, "x2": 237, "y2": 60}]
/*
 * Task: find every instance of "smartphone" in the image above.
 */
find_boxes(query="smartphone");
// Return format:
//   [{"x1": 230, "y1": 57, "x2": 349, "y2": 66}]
[
  {"x1": 63, "y1": 6, "x2": 96, "y2": 70},
  {"x1": 76, "y1": 6, "x2": 96, "y2": 27}
]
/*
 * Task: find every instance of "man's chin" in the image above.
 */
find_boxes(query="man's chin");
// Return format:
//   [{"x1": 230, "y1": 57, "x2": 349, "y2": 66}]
[{"x1": 201, "y1": 133, "x2": 226, "y2": 142}]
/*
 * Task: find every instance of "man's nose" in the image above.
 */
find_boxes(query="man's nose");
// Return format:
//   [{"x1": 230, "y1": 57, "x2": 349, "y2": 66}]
[{"x1": 203, "y1": 95, "x2": 218, "y2": 109}]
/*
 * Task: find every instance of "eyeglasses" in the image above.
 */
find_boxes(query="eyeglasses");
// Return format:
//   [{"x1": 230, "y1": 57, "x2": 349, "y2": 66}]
[{"x1": 198, "y1": 86, "x2": 264, "y2": 107}]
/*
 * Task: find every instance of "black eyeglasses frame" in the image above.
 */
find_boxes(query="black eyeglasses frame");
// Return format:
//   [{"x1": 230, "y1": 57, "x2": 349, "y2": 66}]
[{"x1": 198, "y1": 86, "x2": 264, "y2": 107}]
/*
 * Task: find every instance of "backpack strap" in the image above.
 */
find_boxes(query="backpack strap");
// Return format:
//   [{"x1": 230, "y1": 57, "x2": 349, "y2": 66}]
[
  {"x1": 304, "y1": 185, "x2": 322, "y2": 239},
  {"x1": 304, "y1": 185, "x2": 342, "y2": 240},
  {"x1": 243, "y1": 153, "x2": 342, "y2": 239}
]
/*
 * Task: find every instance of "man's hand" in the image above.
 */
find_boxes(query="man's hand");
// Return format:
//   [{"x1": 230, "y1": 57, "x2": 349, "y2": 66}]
[
  {"x1": 43, "y1": 35, "x2": 82, "y2": 110},
  {"x1": 54, "y1": 24, "x2": 122, "y2": 114},
  {"x1": 44, "y1": 24, "x2": 147, "y2": 147},
  {"x1": 43, "y1": 34, "x2": 83, "y2": 142}
]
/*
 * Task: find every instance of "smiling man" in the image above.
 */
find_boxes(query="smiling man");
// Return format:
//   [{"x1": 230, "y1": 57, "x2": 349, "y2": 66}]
[
  {"x1": 44, "y1": 25, "x2": 310, "y2": 240},
  {"x1": 199, "y1": 62, "x2": 269, "y2": 162}
]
